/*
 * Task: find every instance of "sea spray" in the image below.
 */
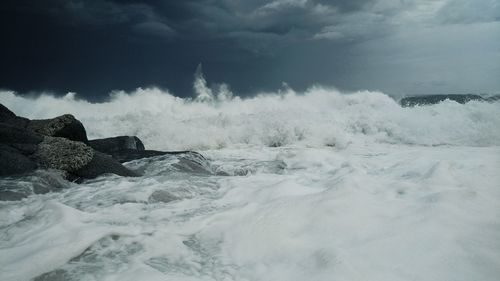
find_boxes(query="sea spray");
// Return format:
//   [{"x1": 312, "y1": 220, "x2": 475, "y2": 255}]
[{"x1": 1, "y1": 87, "x2": 499, "y2": 150}]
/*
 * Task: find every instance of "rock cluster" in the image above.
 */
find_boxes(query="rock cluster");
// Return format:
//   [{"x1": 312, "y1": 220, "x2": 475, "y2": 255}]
[{"x1": 0, "y1": 103, "x2": 144, "y2": 179}]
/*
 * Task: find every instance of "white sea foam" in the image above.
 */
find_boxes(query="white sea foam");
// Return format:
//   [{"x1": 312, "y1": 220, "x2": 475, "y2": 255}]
[
  {"x1": 1, "y1": 86, "x2": 499, "y2": 150},
  {"x1": 1, "y1": 84, "x2": 499, "y2": 281},
  {"x1": 1, "y1": 144, "x2": 499, "y2": 281}
]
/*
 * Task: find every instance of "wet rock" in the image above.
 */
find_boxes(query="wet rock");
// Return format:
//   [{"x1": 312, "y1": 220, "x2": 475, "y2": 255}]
[
  {"x1": 107, "y1": 149, "x2": 170, "y2": 163},
  {"x1": 9, "y1": 143, "x2": 39, "y2": 155},
  {"x1": 0, "y1": 103, "x2": 16, "y2": 120},
  {"x1": 110, "y1": 149, "x2": 207, "y2": 164},
  {"x1": 33, "y1": 137, "x2": 94, "y2": 172},
  {"x1": 0, "y1": 103, "x2": 208, "y2": 182},
  {"x1": 72, "y1": 150, "x2": 139, "y2": 179},
  {"x1": 399, "y1": 94, "x2": 485, "y2": 107},
  {"x1": 27, "y1": 114, "x2": 88, "y2": 142},
  {"x1": 0, "y1": 104, "x2": 30, "y2": 128},
  {"x1": 0, "y1": 123, "x2": 43, "y2": 145},
  {"x1": 0, "y1": 144, "x2": 38, "y2": 176},
  {"x1": 88, "y1": 136, "x2": 145, "y2": 154}
]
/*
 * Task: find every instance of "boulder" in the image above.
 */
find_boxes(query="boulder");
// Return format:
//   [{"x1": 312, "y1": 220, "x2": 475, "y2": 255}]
[
  {"x1": 32, "y1": 137, "x2": 138, "y2": 179},
  {"x1": 72, "y1": 151, "x2": 139, "y2": 179},
  {"x1": 102, "y1": 148, "x2": 206, "y2": 164},
  {"x1": 88, "y1": 136, "x2": 145, "y2": 154},
  {"x1": 106, "y1": 149, "x2": 170, "y2": 163},
  {"x1": 0, "y1": 103, "x2": 17, "y2": 120},
  {"x1": 27, "y1": 114, "x2": 88, "y2": 142},
  {"x1": 0, "y1": 123, "x2": 43, "y2": 145},
  {"x1": 33, "y1": 137, "x2": 94, "y2": 172},
  {"x1": 9, "y1": 143, "x2": 39, "y2": 155},
  {"x1": 0, "y1": 104, "x2": 30, "y2": 128},
  {"x1": 0, "y1": 144, "x2": 38, "y2": 176}
]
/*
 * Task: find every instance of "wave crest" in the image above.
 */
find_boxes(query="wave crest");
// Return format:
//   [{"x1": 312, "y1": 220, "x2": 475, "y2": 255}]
[{"x1": 1, "y1": 86, "x2": 499, "y2": 150}]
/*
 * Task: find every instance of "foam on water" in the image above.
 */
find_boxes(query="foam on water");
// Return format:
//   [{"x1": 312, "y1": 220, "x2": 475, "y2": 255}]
[
  {"x1": 1, "y1": 86, "x2": 499, "y2": 150},
  {"x1": 1, "y1": 87, "x2": 500, "y2": 281},
  {"x1": 0, "y1": 145, "x2": 498, "y2": 281}
]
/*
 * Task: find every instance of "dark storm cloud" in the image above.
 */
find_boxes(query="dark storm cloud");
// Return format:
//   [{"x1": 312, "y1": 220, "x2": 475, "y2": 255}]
[{"x1": 0, "y1": 0, "x2": 499, "y2": 99}]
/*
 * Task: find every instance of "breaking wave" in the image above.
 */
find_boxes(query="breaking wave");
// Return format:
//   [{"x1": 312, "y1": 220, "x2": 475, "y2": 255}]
[{"x1": 1, "y1": 85, "x2": 499, "y2": 150}]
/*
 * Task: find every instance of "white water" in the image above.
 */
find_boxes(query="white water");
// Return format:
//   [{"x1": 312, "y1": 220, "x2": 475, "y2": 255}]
[
  {"x1": 1, "y1": 86, "x2": 499, "y2": 150},
  {"x1": 1, "y1": 86, "x2": 500, "y2": 281}
]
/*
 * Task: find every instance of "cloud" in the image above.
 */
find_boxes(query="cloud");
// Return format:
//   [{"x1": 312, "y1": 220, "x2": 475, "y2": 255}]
[
  {"x1": 1, "y1": 0, "x2": 499, "y2": 97},
  {"x1": 256, "y1": 0, "x2": 309, "y2": 13},
  {"x1": 312, "y1": 0, "x2": 500, "y2": 42},
  {"x1": 437, "y1": 0, "x2": 500, "y2": 24},
  {"x1": 6, "y1": 0, "x2": 497, "y2": 43},
  {"x1": 313, "y1": 11, "x2": 389, "y2": 41},
  {"x1": 133, "y1": 21, "x2": 175, "y2": 39},
  {"x1": 55, "y1": 0, "x2": 160, "y2": 26}
]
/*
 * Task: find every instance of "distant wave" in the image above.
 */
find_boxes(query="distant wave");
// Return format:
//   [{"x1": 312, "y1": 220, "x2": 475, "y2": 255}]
[
  {"x1": 399, "y1": 94, "x2": 500, "y2": 107},
  {"x1": 1, "y1": 85, "x2": 499, "y2": 150}
]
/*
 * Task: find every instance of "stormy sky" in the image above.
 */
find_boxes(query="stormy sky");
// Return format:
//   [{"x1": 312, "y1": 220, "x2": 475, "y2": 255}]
[{"x1": 1, "y1": 0, "x2": 499, "y2": 100}]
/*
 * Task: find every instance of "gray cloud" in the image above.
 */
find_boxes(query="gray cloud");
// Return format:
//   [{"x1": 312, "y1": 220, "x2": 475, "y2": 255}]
[
  {"x1": 133, "y1": 21, "x2": 175, "y2": 39},
  {"x1": 0, "y1": 0, "x2": 499, "y2": 98},
  {"x1": 437, "y1": 0, "x2": 500, "y2": 24}
]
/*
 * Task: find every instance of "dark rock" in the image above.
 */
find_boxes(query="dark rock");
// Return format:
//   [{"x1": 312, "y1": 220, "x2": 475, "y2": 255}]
[
  {"x1": 0, "y1": 144, "x2": 38, "y2": 176},
  {"x1": 27, "y1": 114, "x2": 88, "y2": 142},
  {"x1": 0, "y1": 103, "x2": 31, "y2": 128},
  {"x1": 72, "y1": 150, "x2": 139, "y2": 179},
  {"x1": 0, "y1": 123, "x2": 43, "y2": 144},
  {"x1": 88, "y1": 136, "x2": 145, "y2": 154},
  {"x1": 33, "y1": 137, "x2": 94, "y2": 172},
  {"x1": 3, "y1": 116, "x2": 30, "y2": 128},
  {"x1": 9, "y1": 143, "x2": 39, "y2": 155},
  {"x1": 107, "y1": 149, "x2": 206, "y2": 163},
  {"x1": 0, "y1": 103, "x2": 17, "y2": 120},
  {"x1": 399, "y1": 94, "x2": 485, "y2": 107},
  {"x1": 107, "y1": 149, "x2": 170, "y2": 163}
]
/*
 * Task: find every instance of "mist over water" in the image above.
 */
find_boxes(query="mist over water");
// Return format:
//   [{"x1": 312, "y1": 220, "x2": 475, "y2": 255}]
[{"x1": 1, "y1": 80, "x2": 500, "y2": 281}]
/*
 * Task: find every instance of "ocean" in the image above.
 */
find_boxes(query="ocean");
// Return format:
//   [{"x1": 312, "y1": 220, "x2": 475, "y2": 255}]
[{"x1": 1, "y1": 87, "x2": 499, "y2": 281}]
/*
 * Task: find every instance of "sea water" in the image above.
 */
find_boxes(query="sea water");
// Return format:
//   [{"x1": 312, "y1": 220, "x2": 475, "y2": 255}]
[{"x1": 1, "y1": 87, "x2": 499, "y2": 281}]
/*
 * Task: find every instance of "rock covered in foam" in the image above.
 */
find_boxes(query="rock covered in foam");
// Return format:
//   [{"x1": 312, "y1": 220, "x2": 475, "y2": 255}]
[
  {"x1": 28, "y1": 114, "x2": 88, "y2": 142},
  {"x1": 33, "y1": 136, "x2": 94, "y2": 172},
  {"x1": 0, "y1": 103, "x2": 209, "y2": 187},
  {"x1": 0, "y1": 169, "x2": 71, "y2": 201}
]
